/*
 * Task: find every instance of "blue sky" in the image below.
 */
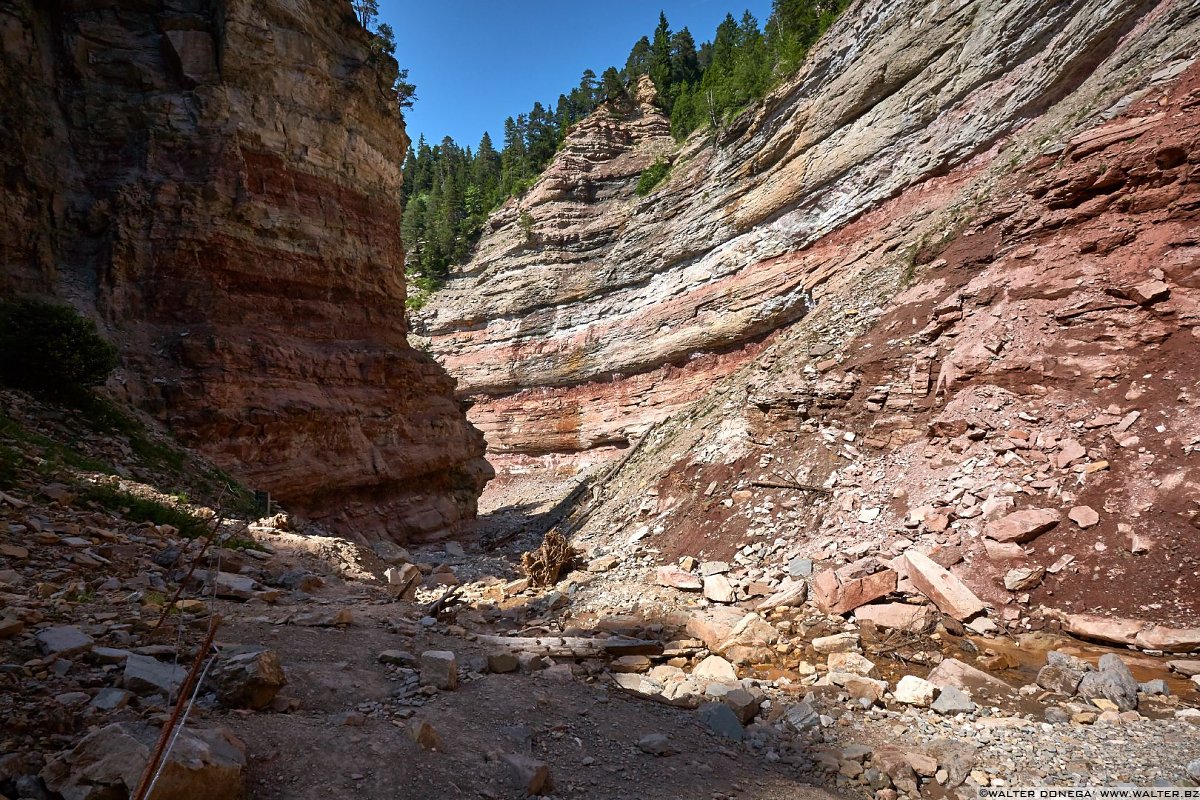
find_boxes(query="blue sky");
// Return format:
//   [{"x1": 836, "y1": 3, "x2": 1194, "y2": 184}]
[{"x1": 381, "y1": 0, "x2": 773, "y2": 150}]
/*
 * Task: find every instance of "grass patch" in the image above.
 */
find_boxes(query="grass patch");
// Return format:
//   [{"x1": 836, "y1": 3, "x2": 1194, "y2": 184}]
[
  {"x1": 635, "y1": 157, "x2": 671, "y2": 197},
  {"x1": 80, "y1": 483, "x2": 211, "y2": 539}
]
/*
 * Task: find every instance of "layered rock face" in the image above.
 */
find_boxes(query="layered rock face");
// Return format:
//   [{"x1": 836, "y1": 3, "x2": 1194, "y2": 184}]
[
  {"x1": 0, "y1": 1, "x2": 491, "y2": 542},
  {"x1": 420, "y1": 0, "x2": 1194, "y2": 471},
  {"x1": 558, "y1": 9, "x2": 1200, "y2": 629}
]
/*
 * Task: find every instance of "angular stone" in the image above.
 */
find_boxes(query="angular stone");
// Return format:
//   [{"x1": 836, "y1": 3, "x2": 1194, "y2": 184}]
[
  {"x1": 931, "y1": 685, "x2": 976, "y2": 715},
  {"x1": 1036, "y1": 651, "x2": 1092, "y2": 695},
  {"x1": 926, "y1": 658, "x2": 1014, "y2": 703},
  {"x1": 40, "y1": 721, "x2": 245, "y2": 800},
  {"x1": 788, "y1": 557, "x2": 813, "y2": 577},
  {"x1": 0, "y1": 615, "x2": 26, "y2": 639},
  {"x1": 1055, "y1": 440, "x2": 1086, "y2": 468},
  {"x1": 409, "y1": 719, "x2": 443, "y2": 751},
  {"x1": 1078, "y1": 654, "x2": 1138, "y2": 712},
  {"x1": 685, "y1": 606, "x2": 744, "y2": 651},
  {"x1": 830, "y1": 673, "x2": 887, "y2": 704},
  {"x1": 693, "y1": 655, "x2": 737, "y2": 682},
  {"x1": 782, "y1": 700, "x2": 820, "y2": 732},
  {"x1": 1060, "y1": 613, "x2": 1141, "y2": 646},
  {"x1": 587, "y1": 555, "x2": 620, "y2": 573},
  {"x1": 1129, "y1": 279, "x2": 1170, "y2": 305},
  {"x1": 698, "y1": 701, "x2": 744, "y2": 741},
  {"x1": 755, "y1": 580, "x2": 807, "y2": 611},
  {"x1": 1134, "y1": 625, "x2": 1200, "y2": 653},
  {"x1": 702, "y1": 573, "x2": 736, "y2": 603},
  {"x1": 1168, "y1": 660, "x2": 1200, "y2": 677},
  {"x1": 656, "y1": 566, "x2": 701, "y2": 590},
  {"x1": 903, "y1": 551, "x2": 985, "y2": 621},
  {"x1": 611, "y1": 655, "x2": 651, "y2": 673},
  {"x1": 813, "y1": 559, "x2": 897, "y2": 615},
  {"x1": 501, "y1": 753, "x2": 551, "y2": 795},
  {"x1": 384, "y1": 564, "x2": 420, "y2": 598},
  {"x1": 208, "y1": 647, "x2": 287, "y2": 710},
  {"x1": 487, "y1": 652, "x2": 519, "y2": 674},
  {"x1": 90, "y1": 687, "x2": 133, "y2": 712},
  {"x1": 720, "y1": 688, "x2": 760, "y2": 723},
  {"x1": 378, "y1": 650, "x2": 417, "y2": 667},
  {"x1": 1068, "y1": 506, "x2": 1099, "y2": 528},
  {"x1": 894, "y1": 675, "x2": 937, "y2": 706},
  {"x1": 812, "y1": 632, "x2": 860, "y2": 654},
  {"x1": 419, "y1": 651, "x2": 459, "y2": 690},
  {"x1": 827, "y1": 652, "x2": 878, "y2": 678},
  {"x1": 853, "y1": 602, "x2": 935, "y2": 633},
  {"x1": 637, "y1": 732, "x2": 676, "y2": 756},
  {"x1": 36, "y1": 625, "x2": 94, "y2": 657},
  {"x1": 983, "y1": 540, "x2": 1026, "y2": 561},
  {"x1": 1003, "y1": 566, "x2": 1045, "y2": 591},
  {"x1": 123, "y1": 654, "x2": 187, "y2": 696},
  {"x1": 985, "y1": 508, "x2": 1061, "y2": 543}
]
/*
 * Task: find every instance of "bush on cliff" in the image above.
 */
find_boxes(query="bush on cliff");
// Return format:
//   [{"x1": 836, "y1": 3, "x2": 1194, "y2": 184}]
[
  {"x1": 0, "y1": 298, "x2": 118, "y2": 394},
  {"x1": 636, "y1": 158, "x2": 671, "y2": 196}
]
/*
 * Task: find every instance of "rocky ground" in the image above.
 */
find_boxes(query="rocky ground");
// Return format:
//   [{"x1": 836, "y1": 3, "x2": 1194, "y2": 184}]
[{"x1": 2, "y1": 386, "x2": 1197, "y2": 800}]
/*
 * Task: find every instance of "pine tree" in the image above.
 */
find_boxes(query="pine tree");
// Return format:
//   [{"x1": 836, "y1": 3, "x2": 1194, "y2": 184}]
[
  {"x1": 648, "y1": 12, "x2": 673, "y2": 109},
  {"x1": 623, "y1": 36, "x2": 652, "y2": 82},
  {"x1": 601, "y1": 67, "x2": 627, "y2": 104}
]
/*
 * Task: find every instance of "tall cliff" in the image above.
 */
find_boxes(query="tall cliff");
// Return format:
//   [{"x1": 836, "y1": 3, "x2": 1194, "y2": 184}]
[
  {"x1": 422, "y1": 0, "x2": 1198, "y2": 630},
  {"x1": 420, "y1": 0, "x2": 1199, "y2": 476},
  {"x1": 0, "y1": 0, "x2": 491, "y2": 543}
]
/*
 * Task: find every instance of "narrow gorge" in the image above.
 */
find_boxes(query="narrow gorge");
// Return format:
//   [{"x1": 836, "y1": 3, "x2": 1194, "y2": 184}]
[{"x1": 1, "y1": 0, "x2": 1198, "y2": 798}]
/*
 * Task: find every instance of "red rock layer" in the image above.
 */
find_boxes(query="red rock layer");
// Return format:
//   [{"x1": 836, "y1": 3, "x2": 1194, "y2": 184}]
[{"x1": 0, "y1": 1, "x2": 490, "y2": 543}]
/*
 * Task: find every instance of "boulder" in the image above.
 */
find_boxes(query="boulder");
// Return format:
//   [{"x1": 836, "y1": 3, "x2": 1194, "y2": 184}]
[
  {"x1": 931, "y1": 685, "x2": 976, "y2": 715},
  {"x1": 36, "y1": 625, "x2": 94, "y2": 657},
  {"x1": 755, "y1": 580, "x2": 808, "y2": 611},
  {"x1": 902, "y1": 551, "x2": 985, "y2": 621},
  {"x1": 693, "y1": 655, "x2": 737, "y2": 682},
  {"x1": 501, "y1": 753, "x2": 552, "y2": 796},
  {"x1": 123, "y1": 654, "x2": 187, "y2": 696},
  {"x1": 1078, "y1": 653, "x2": 1138, "y2": 712},
  {"x1": 853, "y1": 602, "x2": 935, "y2": 633},
  {"x1": 637, "y1": 733, "x2": 676, "y2": 756},
  {"x1": 812, "y1": 632, "x2": 860, "y2": 654},
  {"x1": 1003, "y1": 566, "x2": 1045, "y2": 592},
  {"x1": 926, "y1": 658, "x2": 1014, "y2": 703},
  {"x1": 656, "y1": 566, "x2": 702, "y2": 590},
  {"x1": 702, "y1": 573, "x2": 736, "y2": 603},
  {"x1": 720, "y1": 688, "x2": 761, "y2": 724},
  {"x1": 40, "y1": 722, "x2": 244, "y2": 800},
  {"x1": 1060, "y1": 613, "x2": 1142, "y2": 646},
  {"x1": 1036, "y1": 651, "x2": 1092, "y2": 696},
  {"x1": 813, "y1": 558, "x2": 897, "y2": 615},
  {"x1": 827, "y1": 652, "x2": 878, "y2": 678},
  {"x1": 419, "y1": 651, "x2": 459, "y2": 690},
  {"x1": 698, "y1": 702, "x2": 744, "y2": 741},
  {"x1": 894, "y1": 675, "x2": 937, "y2": 706},
  {"x1": 208, "y1": 647, "x2": 287, "y2": 710},
  {"x1": 984, "y1": 508, "x2": 1061, "y2": 543},
  {"x1": 685, "y1": 607, "x2": 744, "y2": 651}
]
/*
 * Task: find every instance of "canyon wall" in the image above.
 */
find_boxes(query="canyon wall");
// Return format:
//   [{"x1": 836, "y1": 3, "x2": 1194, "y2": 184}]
[
  {"x1": 0, "y1": 0, "x2": 491, "y2": 543},
  {"x1": 419, "y1": 0, "x2": 1197, "y2": 474}
]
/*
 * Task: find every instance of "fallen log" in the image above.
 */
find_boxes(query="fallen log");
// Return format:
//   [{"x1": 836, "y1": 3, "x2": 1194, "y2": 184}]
[{"x1": 474, "y1": 634, "x2": 663, "y2": 658}]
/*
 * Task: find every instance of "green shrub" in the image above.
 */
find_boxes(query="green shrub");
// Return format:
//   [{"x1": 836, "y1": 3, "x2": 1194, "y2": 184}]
[
  {"x1": 635, "y1": 158, "x2": 671, "y2": 196},
  {"x1": 0, "y1": 299, "x2": 118, "y2": 393}
]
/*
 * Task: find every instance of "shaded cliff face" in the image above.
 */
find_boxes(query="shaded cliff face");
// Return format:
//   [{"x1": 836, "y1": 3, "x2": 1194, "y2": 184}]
[
  {"x1": 0, "y1": 0, "x2": 491, "y2": 543},
  {"x1": 420, "y1": 0, "x2": 1196, "y2": 472}
]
